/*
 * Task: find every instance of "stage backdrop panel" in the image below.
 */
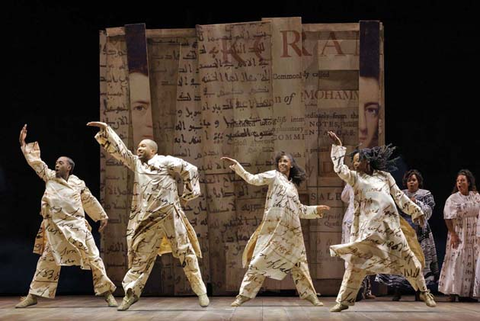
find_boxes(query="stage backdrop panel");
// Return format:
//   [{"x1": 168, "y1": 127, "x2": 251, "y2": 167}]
[{"x1": 99, "y1": 18, "x2": 384, "y2": 295}]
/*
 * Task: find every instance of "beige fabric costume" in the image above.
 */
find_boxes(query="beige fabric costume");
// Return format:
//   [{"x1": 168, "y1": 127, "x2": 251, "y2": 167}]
[
  {"x1": 330, "y1": 144, "x2": 427, "y2": 306},
  {"x1": 231, "y1": 164, "x2": 323, "y2": 299},
  {"x1": 22, "y1": 142, "x2": 115, "y2": 298},
  {"x1": 95, "y1": 126, "x2": 206, "y2": 298}
]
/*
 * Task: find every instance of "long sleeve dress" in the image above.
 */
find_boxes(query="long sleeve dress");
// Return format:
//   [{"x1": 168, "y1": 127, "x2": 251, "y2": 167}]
[
  {"x1": 330, "y1": 145, "x2": 426, "y2": 289},
  {"x1": 474, "y1": 216, "x2": 480, "y2": 297},
  {"x1": 231, "y1": 163, "x2": 322, "y2": 281},
  {"x1": 341, "y1": 184, "x2": 355, "y2": 245}
]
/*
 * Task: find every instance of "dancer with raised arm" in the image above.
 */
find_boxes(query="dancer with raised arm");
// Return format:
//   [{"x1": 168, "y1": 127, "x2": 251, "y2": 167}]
[
  {"x1": 16, "y1": 124, "x2": 117, "y2": 308},
  {"x1": 87, "y1": 121, "x2": 209, "y2": 311},
  {"x1": 222, "y1": 152, "x2": 330, "y2": 307},
  {"x1": 327, "y1": 131, "x2": 436, "y2": 312}
]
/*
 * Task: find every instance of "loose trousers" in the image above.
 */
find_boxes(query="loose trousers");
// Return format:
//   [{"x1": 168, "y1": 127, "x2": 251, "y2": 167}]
[
  {"x1": 238, "y1": 260, "x2": 318, "y2": 299},
  {"x1": 336, "y1": 265, "x2": 427, "y2": 305},
  {"x1": 29, "y1": 243, "x2": 116, "y2": 298},
  {"x1": 122, "y1": 211, "x2": 206, "y2": 298}
]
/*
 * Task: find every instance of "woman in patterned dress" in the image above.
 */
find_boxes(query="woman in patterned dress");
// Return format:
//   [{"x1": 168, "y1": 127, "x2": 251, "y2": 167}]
[
  {"x1": 439, "y1": 169, "x2": 479, "y2": 302},
  {"x1": 474, "y1": 216, "x2": 480, "y2": 298},
  {"x1": 376, "y1": 169, "x2": 439, "y2": 301}
]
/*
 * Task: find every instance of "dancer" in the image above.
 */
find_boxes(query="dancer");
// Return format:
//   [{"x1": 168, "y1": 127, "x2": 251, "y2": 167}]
[
  {"x1": 327, "y1": 131, "x2": 436, "y2": 312},
  {"x1": 87, "y1": 121, "x2": 209, "y2": 311},
  {"x1": 222, "y1": 152, "x2": 330, "y2": 307},
  {"x1": 341, "y1": 184, "x2": 376, "y2": 301},
  {"x1": 16, "y1": 124, "x2": 117, "y2": 308},
  {"x1": 376, "y1": 169, "x2": 439, "y2": 301},
  {"x1": 439, "y1": 169, "x2": 479, "y2": 302}
]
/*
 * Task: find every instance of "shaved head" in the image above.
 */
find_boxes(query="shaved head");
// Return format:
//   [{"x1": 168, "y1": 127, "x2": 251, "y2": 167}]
[
  {"x1": 141, "y1": 139, "x2": 158, "y2": 153},
  {"x1": 137, "y1": 139, "x2": 158, "y2": 162}
]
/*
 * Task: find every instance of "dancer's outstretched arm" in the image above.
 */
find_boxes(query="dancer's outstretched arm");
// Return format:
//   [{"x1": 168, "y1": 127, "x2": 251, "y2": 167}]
[
  {"x1": 328, "y1": 131, "x2": 357, "y2": 186},
  {"x1": 221, "y1": 157, "x2": 276, "y2": 186},
  {"x1": 299, "y1": 202, "x2": 330, "y2": 219},
  {"x1": 167, "y1": 156, "x2": 201, "y2": 202},
  {"x1": 87, "y1": 121, "x2": 137, "y2": 170},
  {"x1": 19, "y1": 124, "x2": 55, "y2": 182}
]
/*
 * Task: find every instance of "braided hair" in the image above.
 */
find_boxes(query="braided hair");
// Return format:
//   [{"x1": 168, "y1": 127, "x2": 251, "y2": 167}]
[{"x1": 349, "y1": 144, "x2": 399, "y2": 173}]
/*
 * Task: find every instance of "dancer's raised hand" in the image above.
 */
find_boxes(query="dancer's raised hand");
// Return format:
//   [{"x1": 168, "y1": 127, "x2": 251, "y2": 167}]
[
  {"x1": 87, "y1": 121, "x2": 108, "y2": 130},
  {"x1": 327, "y1": 131, "x2": 342, "y2": 146},
  {"x1": 221, "y1": 157, "x2": 239, "y2": 171}
]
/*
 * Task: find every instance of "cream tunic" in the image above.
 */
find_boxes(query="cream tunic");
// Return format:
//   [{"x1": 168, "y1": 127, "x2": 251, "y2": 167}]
[
  {"x1": 341, "y1": 184, "x2": 354, "y2": 244},
  {"x1": 95, "y1": 126, "x2": 202, "y2": 267},
  {"x1": 232, "y1": 163, "x2": 322, "y2": 281},
  {"x1": 329, "y1": 145, "x2": 426, "y2": 286},
  {"x1": 22, "y1": 142, "x2": 108, "y2": 269}
]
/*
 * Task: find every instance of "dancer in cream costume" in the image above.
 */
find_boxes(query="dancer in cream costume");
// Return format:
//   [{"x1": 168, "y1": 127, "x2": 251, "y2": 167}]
[
  {"x1": 88, "y1": 121, "x2": 208, "y2": 311},
  {"x1": 327, "y1": 131, "x2": 436, "y2": 312},
  {"x1": 222, "y1": 153, "x2": 330, "y2": 307},
  {"x1": 16, "y1": 125, "x2": 116, "y2": 309}
]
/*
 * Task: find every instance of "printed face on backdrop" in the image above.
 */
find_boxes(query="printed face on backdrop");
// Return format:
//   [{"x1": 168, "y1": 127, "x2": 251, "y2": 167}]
[
  {"x1": 129, "y1": 71, "x2": 153, "y2": 144},
  {"x1": 359, "y1": 77, "x2": 380, "y2": 148}
]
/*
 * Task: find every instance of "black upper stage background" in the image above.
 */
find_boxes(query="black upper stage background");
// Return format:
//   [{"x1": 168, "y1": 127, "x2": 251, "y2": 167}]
[{"x1": 1, "y1": 1, "x2": 478, "y2": 295}]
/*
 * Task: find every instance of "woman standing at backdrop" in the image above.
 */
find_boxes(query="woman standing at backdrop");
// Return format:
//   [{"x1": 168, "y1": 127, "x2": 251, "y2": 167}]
[
  {"x1": 439, "y1": 169, "x2": 479, "y2": 302},
  {"x1": 376, "y1": 169, "x2": 439, "y2": 301}
]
